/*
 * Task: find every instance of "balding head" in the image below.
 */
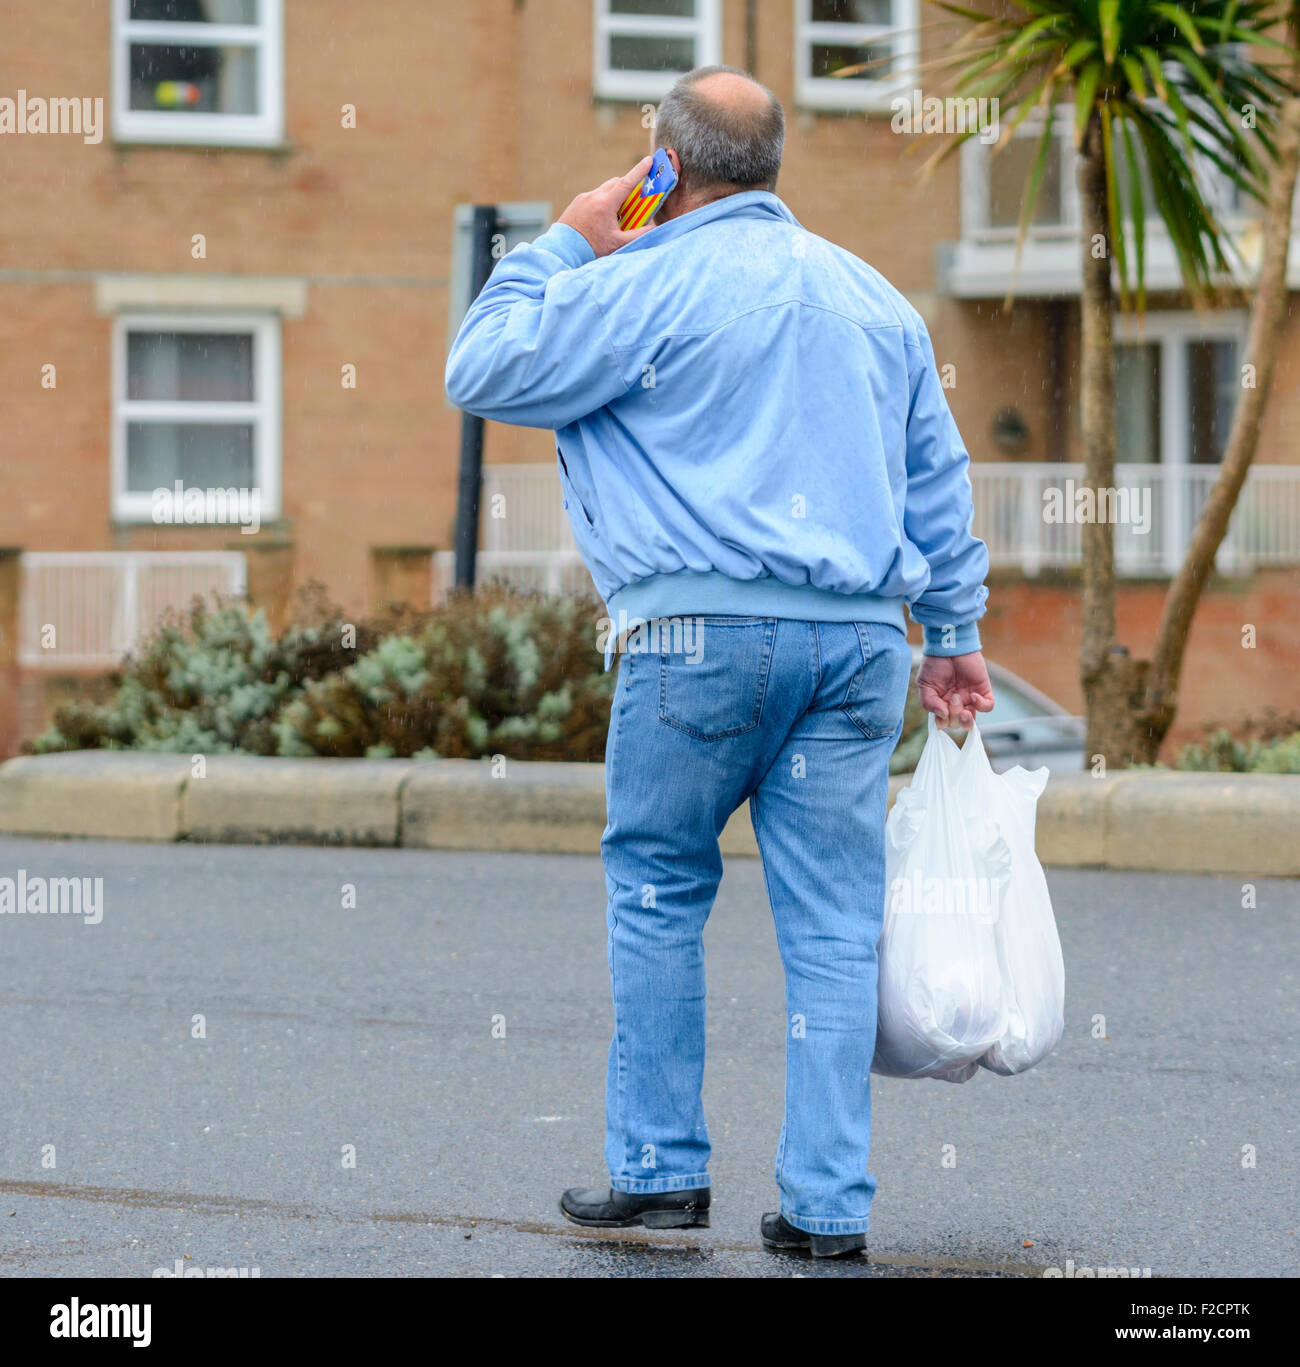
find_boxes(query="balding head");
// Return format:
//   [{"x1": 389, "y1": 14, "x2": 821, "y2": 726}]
[{"x1": 653, "y1": 65, "x2": 785, "y2": 206}]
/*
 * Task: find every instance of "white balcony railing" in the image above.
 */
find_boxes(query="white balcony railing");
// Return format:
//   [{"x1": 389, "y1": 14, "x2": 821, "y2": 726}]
[
  {"x1": 19, "y1": 551, "x2": 247, "y2": 669},
  {"x1": 475, "y1": 461, "x2": 1300, "y2": 587},
  {"x1": 481, "y1": 463, "x2": 575, "y2": 553},
  {"x1": 971, "y1": 462, "x2": 1300, "y2": 577},
  {"x1": 432, "y1": 465, "x2": 591, "y2": 598},
  {"x1": 433, "y1": 549, "x2": 593, "y2": 601}
]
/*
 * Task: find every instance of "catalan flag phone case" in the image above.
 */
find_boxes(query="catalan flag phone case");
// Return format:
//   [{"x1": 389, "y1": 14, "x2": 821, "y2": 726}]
[{"x1": 618, "y1": 149, "x2": 678, "y2": 231}]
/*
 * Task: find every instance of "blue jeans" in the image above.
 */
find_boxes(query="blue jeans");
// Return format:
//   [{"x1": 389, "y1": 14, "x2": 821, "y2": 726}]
[{"x1": 600, "y1": 615, "x2": 913, "y2": 1235}]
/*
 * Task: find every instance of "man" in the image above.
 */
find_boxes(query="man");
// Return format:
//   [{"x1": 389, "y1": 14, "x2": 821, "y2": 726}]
[{"x1": 446, "y1": 65, "x2": 993, "y2": 1259}]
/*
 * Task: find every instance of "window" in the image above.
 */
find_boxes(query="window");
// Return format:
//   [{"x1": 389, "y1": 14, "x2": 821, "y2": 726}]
[
  {"x1": 1115, "y1": 342, "x2": 1162, "y2": 466},
  {"x1": 795, "y1": 0, "x2": 918, "y2": 111},
  {"x1": 112, "y1": 0, "x2": 284, "y2": 146},
  {"x1": 1186, "y1": 339, "x2": 1241, "y2": 463},
  {"x1": 965, "y1": 106, "x2": 1252, "y2": 242},
  {"x1": 986, "y1": 126, "x2": 1067, "y2": 232},
  {"x1": 593, "y1": 0, "x2": 722, "y2": 101},
  {"x1": 1114, "y1": 313, "x2": 1244, "y2": 468},
  {"x1": 112, "y1": 314, "x2": 281, "y2": 523},
  {"x1": 963, "y1": 108, "x2": 1077, "y2": 239}
]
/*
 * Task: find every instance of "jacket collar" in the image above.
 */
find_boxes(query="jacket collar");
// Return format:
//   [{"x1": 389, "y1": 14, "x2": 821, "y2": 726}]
[{"x1": 613, "y1": 190, "x2": 802, "y2": 256}]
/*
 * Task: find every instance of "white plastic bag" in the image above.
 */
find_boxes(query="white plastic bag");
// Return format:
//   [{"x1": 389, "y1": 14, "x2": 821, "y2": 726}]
[{"x1": 872, "y1": 718, "x2": 1064, "y2": 1084}]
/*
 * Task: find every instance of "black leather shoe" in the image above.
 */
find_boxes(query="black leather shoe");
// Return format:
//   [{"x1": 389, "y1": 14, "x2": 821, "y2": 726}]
[
  {"x1": 559, "y1": 1185, "x2": 710, "y2": 1229},
  {"x1": 760, "y1": 1211, "x2": 867, "y2": 1259}
]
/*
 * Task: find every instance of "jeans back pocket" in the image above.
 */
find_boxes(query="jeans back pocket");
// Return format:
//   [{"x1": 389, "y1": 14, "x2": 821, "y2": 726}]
[
  {"x1": 840, "y1": 622, "x2": 914, "y2": 740},
  {"x1": 657, "y1": 617, "x2": 776, "y2": 742}
]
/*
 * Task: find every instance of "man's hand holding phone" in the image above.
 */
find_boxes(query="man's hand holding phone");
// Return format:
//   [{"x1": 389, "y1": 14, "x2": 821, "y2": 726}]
[{"x1": 558, "y1": 155, "x2": 661, "y2": 258}]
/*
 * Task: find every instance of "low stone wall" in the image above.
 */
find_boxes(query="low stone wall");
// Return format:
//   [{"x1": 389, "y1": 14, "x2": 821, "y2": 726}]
[{"x1": 0, "y1": 752, "x2": 1295, "y2": 876}]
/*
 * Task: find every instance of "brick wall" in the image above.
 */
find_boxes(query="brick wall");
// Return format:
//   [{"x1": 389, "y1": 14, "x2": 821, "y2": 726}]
[{"x1": 1, "y1": 0, "x2": 1298, "y2": 758}]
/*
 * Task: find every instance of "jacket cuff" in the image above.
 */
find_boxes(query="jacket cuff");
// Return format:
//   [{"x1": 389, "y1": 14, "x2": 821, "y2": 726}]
[
  {"x1": 921, "y1": 622, "x2": 982, "y2": 657},
  {"x1": 531, "y1": 223, "x2": 596, "y2": 270}
]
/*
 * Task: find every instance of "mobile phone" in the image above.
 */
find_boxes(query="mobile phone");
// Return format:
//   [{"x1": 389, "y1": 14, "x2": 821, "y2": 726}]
[{"x1": 618, "y1": 149, "x2": 678, "y2": 231}]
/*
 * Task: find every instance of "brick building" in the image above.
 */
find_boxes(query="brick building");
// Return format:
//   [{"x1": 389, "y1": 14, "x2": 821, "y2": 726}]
[{"x1": 1, "y1": 0, "x2": 1298, "y2": 756}]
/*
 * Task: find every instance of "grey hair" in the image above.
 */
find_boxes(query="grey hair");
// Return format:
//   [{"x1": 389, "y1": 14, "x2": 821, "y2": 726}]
[{"x1": 654, "y1": 65, "x2": 785, "y2": 196}]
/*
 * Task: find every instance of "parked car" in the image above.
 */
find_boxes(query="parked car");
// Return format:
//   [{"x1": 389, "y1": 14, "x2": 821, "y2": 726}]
[{"x1": 893, "y1": 650, "x2": 1086, "y2": 775}]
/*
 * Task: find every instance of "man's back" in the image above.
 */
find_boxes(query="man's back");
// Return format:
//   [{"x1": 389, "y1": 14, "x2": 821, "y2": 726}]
[{"x1": 446, "y1": 189, "x2": 987, "y2": 648}]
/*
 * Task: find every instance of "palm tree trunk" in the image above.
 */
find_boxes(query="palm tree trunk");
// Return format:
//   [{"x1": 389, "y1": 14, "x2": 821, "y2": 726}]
[
  {"x1": 1077, "y1": 113, "x2": 1146, "y2": 766},
  {"x1": 1138, "y1": 20, "x2": 1300, "y2": 756}
]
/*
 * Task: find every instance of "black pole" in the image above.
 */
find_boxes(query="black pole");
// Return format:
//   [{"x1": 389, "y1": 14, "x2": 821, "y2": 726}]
[{"x1": 454, "y1": 205, "x2": 499, "y2": 590}]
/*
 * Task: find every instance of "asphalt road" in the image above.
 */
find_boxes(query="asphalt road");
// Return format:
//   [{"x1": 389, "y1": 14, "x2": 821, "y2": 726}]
[{"x1": 0, "y1": 837, "x2": 1295, "y2": 1278}]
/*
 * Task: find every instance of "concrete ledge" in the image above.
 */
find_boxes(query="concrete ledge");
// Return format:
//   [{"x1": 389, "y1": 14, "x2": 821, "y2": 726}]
[
  {"x1": 94, "y1": 272, "x2": 309, "y2": 318},
  {"x1": 182, "y1": 757, "x2": 414, "y2": 847},
  {"x1": 1104, "y1": 771, "x2": 1300, "y2": 877},
  {"x1": 0, "y1": 752, "x2": 1297, "y2": 876},
  {"x1": 402, "y1": 759, "x2": 605, "y2": 853},
  {"x1": 1034, "y1": 771, "x2": 1125, "y2": 868},
  {"x1": 0, "y1": 752, "x2": 190, "y2": 842}
]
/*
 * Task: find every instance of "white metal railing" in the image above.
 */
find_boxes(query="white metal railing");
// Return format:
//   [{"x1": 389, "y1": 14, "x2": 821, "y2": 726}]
[
  {"x1": 479, "y1": 460, "x2": 1300, "y2": 582},
  {"x1": 433, "y1": 549, "x2": 594, "y2": 601},
  {"x1": 19, "y1": 551, "x2": 247, "y2": 669},
  {"x1": 971, "y1": 462, "x2": 1300, "y2": 576},
  {"x1": 481, "y1": 463, "x2": 574, "y2": 553}
]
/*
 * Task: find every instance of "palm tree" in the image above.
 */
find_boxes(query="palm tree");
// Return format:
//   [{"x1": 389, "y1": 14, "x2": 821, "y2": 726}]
[{"x1": 910, "y1": 0, "x2": 1298, "y2": 765}]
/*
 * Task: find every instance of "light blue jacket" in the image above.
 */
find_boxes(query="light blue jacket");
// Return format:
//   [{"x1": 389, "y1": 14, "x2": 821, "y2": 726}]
[{"x1": 445, "y1": 190, "x2": 988, "y2": 659}]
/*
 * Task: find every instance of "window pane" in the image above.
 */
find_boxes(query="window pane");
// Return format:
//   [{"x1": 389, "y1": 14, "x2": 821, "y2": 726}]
[
  {"x1": 811, "y1": 0, "x2": 892, "y2": 23},
  {"x1": 126, "y1": 422, "x2": 255, "y2": 492},
  {"x1": 128, "y1": 332, "x2": 254, "y2": 402},
  {"x1": 1187, "y1": 339, "x2": 1239, "y2": 463},
  {"x1": 1115, "y1": 342, "x2": 1161, "y2": 464},
  {"x1": 810, "y1": 41, "x2": 891, "y2": 80},
  {"x1": 129, "y1": 1, "x2": 260, "y2": 23},
  {"x1": 1113, "y1": 143, "x2": 1159, "y2": 223},
  {"x1": 129, "y1": 42, "x2": 260, "y2": 115},
  {"x1": 987, "y1": 134, "x2": 1063, "y2": 229},
  {"x1": 609, "y1": 34, "x2": 696, "y2": 72},
  {"x1": 610, "y1": 0, "x2": 697, "y2": 15}
]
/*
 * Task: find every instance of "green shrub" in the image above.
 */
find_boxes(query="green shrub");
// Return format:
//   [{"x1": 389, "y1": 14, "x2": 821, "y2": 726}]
[
  {"x1": 274, "y1": 589, "x2": 613, "y2": 760},
  {"x1": 31, "y1": 584, "x2": 614, "y2": 763},
  {"x1": 32, "y1": 587, "x2": 370, "y2": 756},
  {"x1": 1176, "y1": 727, "x2": 1300, "y2": 774}
]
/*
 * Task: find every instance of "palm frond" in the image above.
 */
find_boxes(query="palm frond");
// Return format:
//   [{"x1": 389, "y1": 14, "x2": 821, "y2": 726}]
[{"x1": 914, "y1": 0, "x2": 1294, "y2": 307}]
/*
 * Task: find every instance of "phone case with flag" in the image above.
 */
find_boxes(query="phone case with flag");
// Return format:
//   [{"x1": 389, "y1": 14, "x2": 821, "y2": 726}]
[{"x1": 618, "y1": 149, "x2": 677, "y2": 231}]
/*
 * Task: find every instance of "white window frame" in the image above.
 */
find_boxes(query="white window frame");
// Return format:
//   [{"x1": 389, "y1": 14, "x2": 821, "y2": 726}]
[
  {"x1": 1114, "y1": 309, "x2": 1247, "y2": 471},
  {"x1": 961, "y1": 106, "x2": 1078, "y2": 241},
  {"x1": 593, "y1": 0, "x2": 723, "y2": 102},
  {"x1": 794, "y1": 0, "x2": 918, "y2": 112},
  {"x1": 112, "y1": 0, "x2": 284, "y2": 147},
  {"x1": 962, "y1": 104, "x2": 1257, "y2": 243},
  {"x1": 111, "y1": 311, "x2": 282, "y2": 525}
]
